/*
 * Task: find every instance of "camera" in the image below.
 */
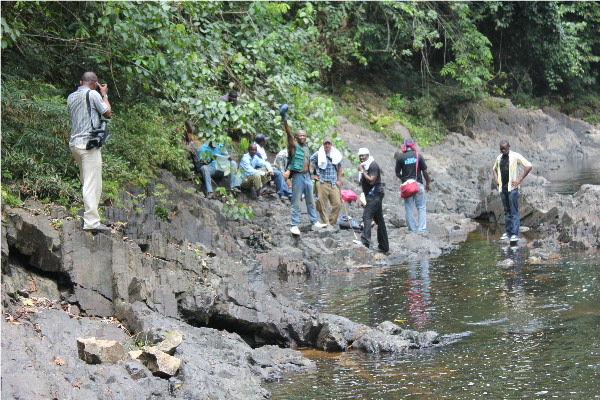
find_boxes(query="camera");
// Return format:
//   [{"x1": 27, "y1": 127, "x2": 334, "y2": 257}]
[{"x1": 86, "y1": 120, "x2": 110, "y2": 150}]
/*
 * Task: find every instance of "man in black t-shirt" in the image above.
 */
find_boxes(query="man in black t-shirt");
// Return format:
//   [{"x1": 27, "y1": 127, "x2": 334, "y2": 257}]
[
  {"x1": 355, "y1": 147, "x2": 389, "y2": 253},
  {"x1": 395, "y1": 139, "x2": 431, "y2": 233}
]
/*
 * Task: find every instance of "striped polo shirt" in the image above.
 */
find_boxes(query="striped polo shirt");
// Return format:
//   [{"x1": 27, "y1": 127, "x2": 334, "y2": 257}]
[{"x1": 67, "y1": 86, "x2": 109, "y2": 148}]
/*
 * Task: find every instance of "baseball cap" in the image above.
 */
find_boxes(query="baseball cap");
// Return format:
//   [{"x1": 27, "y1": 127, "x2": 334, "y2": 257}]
[
  {"x1": 323, "y1": 136, "x2": 332, "y2": 144},
  {"x1": 358, "y1": 147, "x2": 370, "y2": 156},
  {"x1": 254, "y1": 133, "x2": 269, "y2": 143}
]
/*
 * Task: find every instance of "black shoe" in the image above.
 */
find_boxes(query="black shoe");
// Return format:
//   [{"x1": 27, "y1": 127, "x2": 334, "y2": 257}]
[
  {"x1": 249, "y1": 187, "x2": 258, "y2": 200},
  {"x1": 376, "y1": 247, "x2": 390, "y2": 255},
  {"x1": 83, "y1": 223, "x2": 112, "y2": 233}
]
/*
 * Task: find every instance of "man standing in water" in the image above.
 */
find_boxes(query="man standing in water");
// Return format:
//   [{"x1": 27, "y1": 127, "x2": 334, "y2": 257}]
[
  {"x1": 492, "y1": 140, "x2": 532, "y2": 243},
  {"x1": 281, "y1": 105, "x2": 327, "y2": 235}
]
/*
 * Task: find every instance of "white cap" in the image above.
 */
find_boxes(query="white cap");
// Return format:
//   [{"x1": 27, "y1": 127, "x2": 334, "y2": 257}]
[{"x1": 358, "y1": 147, "x2": 369, "y2": 156}]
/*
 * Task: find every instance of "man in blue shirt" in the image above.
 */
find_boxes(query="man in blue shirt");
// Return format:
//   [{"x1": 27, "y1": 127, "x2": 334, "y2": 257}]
[
  {"x1": 254, "y1": 133, "x2": 292, "y2": 201},
  {"x1": 197, "y1": 140, "x2": 241, "y2": 198},
  {"x1": 239, "y1": 143, "x2": 275, "y2": 200}
]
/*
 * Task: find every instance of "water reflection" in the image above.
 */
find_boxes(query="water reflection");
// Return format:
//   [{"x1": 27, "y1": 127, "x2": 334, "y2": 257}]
[
  {"x1": 405, "y1": 259, "x2": 431, "y2": 330},
  {"x1": 265, "y1": 228, "x2": 600, "y2": 399}
]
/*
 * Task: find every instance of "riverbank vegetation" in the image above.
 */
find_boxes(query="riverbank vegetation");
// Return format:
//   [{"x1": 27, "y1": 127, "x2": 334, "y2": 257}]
[{"x1": 2, "y1": 1, "x2": 598, "y2": 206}]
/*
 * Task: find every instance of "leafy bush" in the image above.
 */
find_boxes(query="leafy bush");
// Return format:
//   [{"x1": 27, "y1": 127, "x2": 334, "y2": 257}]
[{"x1": 216, "y1": 188, "x2": 254, "y2": 221}]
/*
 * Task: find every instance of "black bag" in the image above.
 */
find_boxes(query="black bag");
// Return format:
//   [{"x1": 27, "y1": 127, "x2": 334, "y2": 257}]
[
  {"x1": 85, "y1": 91, "x2": 110, "y2": 150},
  {"x1": 338, "y1": 215, "x2": 362, "y2": 231}
]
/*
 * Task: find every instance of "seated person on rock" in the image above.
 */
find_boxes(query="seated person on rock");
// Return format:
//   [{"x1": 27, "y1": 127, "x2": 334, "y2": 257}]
[
  {"x1": 254, "y1": 133, "x2": 292, "y2": 201},
  {"x1": 197, "y1": 139, "x2": 242, "y2": 198},
  {"x1": 239, "y1": 143, "x2": 277, "y2": 200},
  {"x1": 273, "y1": 148, "x2": 292, "y2": 193}
]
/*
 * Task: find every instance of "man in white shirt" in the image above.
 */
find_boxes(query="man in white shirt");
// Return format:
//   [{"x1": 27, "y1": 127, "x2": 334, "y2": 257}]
[
  {"x1": 67, "y1": 71, "x2": 112, "y2": 232},
  {"x1": 253, "y1": 133, "x2": 291, "y2": 200}
]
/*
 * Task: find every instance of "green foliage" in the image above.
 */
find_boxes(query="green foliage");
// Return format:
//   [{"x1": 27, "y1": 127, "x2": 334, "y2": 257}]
[
  {"x1": 1, "y1": 77, "x2": 80, "y2": 202},
  {"x1": 439, "y1": 3, "x2": 493, "y2": 97},
  {"x1": 475, "y1": 2, "x2": 600, "y2": 96},
  {"x1": 154, "y1": 205, "x2": 170, "y2": 222},
  {"x1": 1, "y1": 187, "x2": 23, "y2": 207},
  {"x1": 216, "y1": 187, "x2": 254, "y2": 221}
]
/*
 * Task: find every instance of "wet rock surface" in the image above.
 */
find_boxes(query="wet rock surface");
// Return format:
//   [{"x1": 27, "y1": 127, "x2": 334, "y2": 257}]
[{"x1": 2, "y1": 99, "x2": 599, "y2": 399}]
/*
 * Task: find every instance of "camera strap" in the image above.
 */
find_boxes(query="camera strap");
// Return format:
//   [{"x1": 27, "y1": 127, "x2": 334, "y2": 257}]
[{"x1": 86, "y1": 90, "x2": 98, "y2": 131}]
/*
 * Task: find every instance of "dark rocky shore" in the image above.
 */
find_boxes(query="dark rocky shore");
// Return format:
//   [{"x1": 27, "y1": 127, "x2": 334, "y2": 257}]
[{"x1": 2, "y1": 99, "x2": 599, "y2": 399}]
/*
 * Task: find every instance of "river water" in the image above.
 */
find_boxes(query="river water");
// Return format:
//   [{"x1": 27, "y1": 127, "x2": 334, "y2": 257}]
[
  {"x1": 541, "y1": 158, "x2": 600, "y2": 195},
  {"x1": 264, "y1": 225, "x2": 600, "y2": 399}
]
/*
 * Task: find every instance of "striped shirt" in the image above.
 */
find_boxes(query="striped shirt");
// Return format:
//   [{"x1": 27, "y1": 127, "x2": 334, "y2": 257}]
[
  {"x1": 310, "y1": 152, "x2": 341, "y2": 187},
  {"x1": 67, "y1": 87, "x2": 109, "y2": 147}
]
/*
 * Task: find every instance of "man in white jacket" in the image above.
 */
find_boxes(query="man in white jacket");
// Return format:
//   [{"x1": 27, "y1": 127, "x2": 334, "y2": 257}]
[
  {"x1": 310, "y1": 137, "x2": 343, "y2": 225},
  {"x1": 492, "y1": 140, "x2": 533, "y2": 242}
]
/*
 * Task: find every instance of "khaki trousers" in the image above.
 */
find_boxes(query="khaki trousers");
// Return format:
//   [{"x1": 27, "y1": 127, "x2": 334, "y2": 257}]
[
  {"x1": 315, "y1": 181, "x2": 342, "y2": 225},
  {"x1": 70, "y1": 146, "x2": 103, "y2": 229}
]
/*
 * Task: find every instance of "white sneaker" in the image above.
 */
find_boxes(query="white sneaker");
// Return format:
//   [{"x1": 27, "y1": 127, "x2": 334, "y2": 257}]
[
  {"x1": 290, "y1": 226, "x2": 301, "y2": 235},
  {"x1": 353, "y1": 239, "x2": 363, "y2": 246},
  {"x1": 312, "y1": 222, "x2": 328, "y2": 230},
  {"x1": 500, "y1": 233, "x2": 509, "y2": 240},
  {"x1": 510, "y1": 235, "x2": 519, "y2": 241}
]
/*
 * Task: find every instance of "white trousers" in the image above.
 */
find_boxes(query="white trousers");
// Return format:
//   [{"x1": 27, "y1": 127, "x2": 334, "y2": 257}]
[{"x1": 70, "y1": 146, "x2": 103, "y2": 229}]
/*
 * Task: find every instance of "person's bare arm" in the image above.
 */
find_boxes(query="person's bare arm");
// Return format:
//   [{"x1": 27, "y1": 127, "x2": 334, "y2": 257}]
[
  {"x1": 283, "y1": 120, "x2": 295, "y2": 157},
  {"x1": 423, "y1": 170, "x2": 431, "y2": 191},
  {"x1": 98, "y1": 83, "x2": 112, "y2": 118},
  {"x1": 512, "y1": 165, "x2": 532, "y2": 189},
  {"x1": 358, "y1": 165, "x2": 377, "y2": 186}
]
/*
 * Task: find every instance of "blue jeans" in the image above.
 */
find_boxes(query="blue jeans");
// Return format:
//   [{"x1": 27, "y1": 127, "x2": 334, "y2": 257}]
[
  {"x1": 291, "y1": 172, "x2": 318, "y2": 226},
  {"x1": 404, "y1": 182, "x2": 426, "y2": 233},
  {"x1": 202, "y1": 162, "x2": 242, "y2": 193},
  {"x1": 272, "y1": 169, "x2": 291, "y2": 198},
  {"x1": 500, "y1": 188, "x2": 520, "y2": 237}
]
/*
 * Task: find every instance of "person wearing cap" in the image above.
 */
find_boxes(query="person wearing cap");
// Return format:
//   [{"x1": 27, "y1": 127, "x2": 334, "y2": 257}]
[
  {"x1": 356, "y1": 147, "x2": 389, "y2": 253},
  {"x1": 197, "y1": 139, "x2": 242, "y2": 198},
  {"x1": 395, "y1": 138, "x2": 431, "y2": 234},
  {"x1": 253, "y1": 133, "x2": 292, "y2": 201},
  {"x1": 310, "y1": 136, "x2": 343, "y2": 225},
  {"x1": 281, "y1": 107, "x2": 327, "y2": 235}
]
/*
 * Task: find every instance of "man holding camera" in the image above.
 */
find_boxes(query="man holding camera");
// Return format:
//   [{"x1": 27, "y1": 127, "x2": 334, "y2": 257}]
[{"x1": 67, "y1": 71, "x2": 112, "y2": 232}]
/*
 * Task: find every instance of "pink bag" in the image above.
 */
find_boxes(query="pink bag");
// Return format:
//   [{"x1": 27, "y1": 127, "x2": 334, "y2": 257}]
[
  {"x1": 341, "y1": 189, "x2": 358, "y2": 203},
  {"x1": 400, "y1": 179, "x2": 419, "y2": 198},
  {"x1": 399, "y1": 150, "x2": 419, "y2": 199}
]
